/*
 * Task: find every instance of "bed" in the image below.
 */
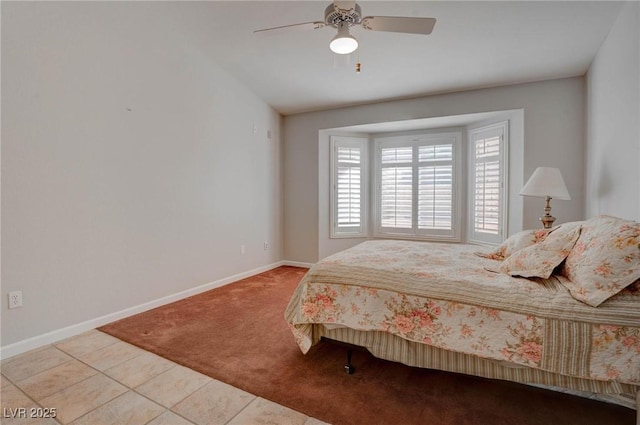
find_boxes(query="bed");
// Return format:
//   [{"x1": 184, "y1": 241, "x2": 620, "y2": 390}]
[{"x1": 284, "y1": 215, "x2": 640, "y2": 419}]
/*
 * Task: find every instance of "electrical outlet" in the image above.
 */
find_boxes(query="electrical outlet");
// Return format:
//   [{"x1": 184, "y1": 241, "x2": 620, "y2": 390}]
[
  {"x1": 263, "y1": 242, "x2": 269, "y2": 251},
  {"x1": 8, "y1": 291, "x2": 22, "y2": 309}
]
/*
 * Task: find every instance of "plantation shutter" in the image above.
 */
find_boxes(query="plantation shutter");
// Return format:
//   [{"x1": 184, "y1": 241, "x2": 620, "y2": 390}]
[
  {"x1": 469, "y1": 122, "x2": 508, "y2": 245},
  {"x1": 330, "y1": 136, "x2": 367, "y2": 238},
  {"x1": 380, "y1": 147, "x2": 413, "y2": 229},
  {"x1": 418, "y1": 144, "x2": 453, "y2": 230},
  {"x1": 375, "y1": 133, "x2": 461, "y2": 241},
  {"x1": 336, "y1": 147, "x2": 361, "y2": 228}
]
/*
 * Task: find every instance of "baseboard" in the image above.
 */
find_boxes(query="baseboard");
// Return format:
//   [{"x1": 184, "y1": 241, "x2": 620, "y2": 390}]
[
  {"x1": 1, "y1": 260, "x2": 308, "y2": 360},
  {"x1": 281, "y1": 260, "x2": 314, "y2": 268}
]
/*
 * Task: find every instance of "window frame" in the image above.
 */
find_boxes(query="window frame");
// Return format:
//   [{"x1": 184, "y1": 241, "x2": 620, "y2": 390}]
[
  {"x1": 329, "y1": 135, "x2": 368, "y2": 238},
  {"x1": 373, "y1": 131, "x2": 463, "y2": 242},
  {"x1": 467, "y1": 121, "x2": 509, "y2": 245}
]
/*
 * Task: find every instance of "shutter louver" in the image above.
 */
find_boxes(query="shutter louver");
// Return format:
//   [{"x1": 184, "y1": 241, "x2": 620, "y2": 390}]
[
  {"x1": 419, "y1": 165, "x2": 453, "y2": 229},
  {"x1": 381, "y1": 167, "x2": 413, "y2": 228},
  {"x1": 336, "y1": 166, "x2": 361, "y2": 227},
  {"x1": 380, "y1": 147, "x2": 412, "y2": 228},
  {"x1": 472, "y1": 133, "x2": 503, "y2": 239},
  {"x1": 336, "y1": 146, "x2": 361, "y2": 229},
  {"x1": 418, "y1": 145, "x2": 453, "y2": 230}
]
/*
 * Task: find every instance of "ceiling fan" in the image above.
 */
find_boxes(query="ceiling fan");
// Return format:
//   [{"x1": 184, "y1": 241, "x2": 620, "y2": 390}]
[{"x1": 254, "y1": 1, "x2": 436, "y2": 55}]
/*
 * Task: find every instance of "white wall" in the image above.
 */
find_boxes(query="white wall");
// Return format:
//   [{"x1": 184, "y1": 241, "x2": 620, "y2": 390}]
[
  {"x1": 1, "y1": 2, "x2": 283, "y2": 349},
  {"x1": 284, "y1": 78, "x2": 586, "y2": 263},
  {"x1": 585, "y1": 1, "x2": 640, "y2": 221}
]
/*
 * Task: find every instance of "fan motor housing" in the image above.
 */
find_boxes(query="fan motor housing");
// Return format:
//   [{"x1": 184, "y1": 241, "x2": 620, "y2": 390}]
[{"x1": 324, "y1": 3, "x2": 362, "y2": 26}]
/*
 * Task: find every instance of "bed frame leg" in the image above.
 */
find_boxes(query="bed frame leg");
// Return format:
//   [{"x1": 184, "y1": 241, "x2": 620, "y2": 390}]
[
  {"x1": 636, "y1": 389, "x2": 639, "y2": 425},
  {"x1": 344, "y1": 349, "x2": 355, "y2": 374}
]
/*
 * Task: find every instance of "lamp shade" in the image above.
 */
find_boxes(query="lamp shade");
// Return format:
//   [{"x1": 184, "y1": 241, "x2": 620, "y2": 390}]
[
  {"x1": 330, "y1": 22, "x2": 358, "y2": 55},
  {"x1": 520, "y1": 167, "x2": 571, "y2": 200}
]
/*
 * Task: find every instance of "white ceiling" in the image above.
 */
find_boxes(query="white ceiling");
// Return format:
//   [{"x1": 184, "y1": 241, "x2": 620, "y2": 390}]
[{"x1": 162, "y1": 1, "x2": 623, "y2": 115}]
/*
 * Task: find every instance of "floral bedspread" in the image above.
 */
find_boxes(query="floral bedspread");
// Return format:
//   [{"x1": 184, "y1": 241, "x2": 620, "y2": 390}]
[{"x1": 285, "y1": 240, "x2": 640, "y2": 385}]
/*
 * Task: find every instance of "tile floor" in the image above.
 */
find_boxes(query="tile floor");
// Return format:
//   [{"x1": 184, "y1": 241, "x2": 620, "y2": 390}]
[{"x1": 1, "y1": 330, "x2": 330, "y2": 425}]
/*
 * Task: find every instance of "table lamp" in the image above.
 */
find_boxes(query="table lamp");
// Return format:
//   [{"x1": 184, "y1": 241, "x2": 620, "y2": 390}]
[{"x1": 520, "y1": 167, "x2": 571, "y2": 228}]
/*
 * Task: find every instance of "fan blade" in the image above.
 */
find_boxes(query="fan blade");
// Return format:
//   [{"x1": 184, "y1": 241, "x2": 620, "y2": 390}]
[
  {"x1": 361, "y1": 16, "x2": 436, "y2": 35},
  {"x1": 254, "y1": 21, "x2": 326, "y2": 36}
]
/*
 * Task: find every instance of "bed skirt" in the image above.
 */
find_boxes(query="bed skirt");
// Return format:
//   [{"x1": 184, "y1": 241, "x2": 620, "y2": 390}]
[{"x1": 314, "y1": 325, "x2": 639, "y2": 410}]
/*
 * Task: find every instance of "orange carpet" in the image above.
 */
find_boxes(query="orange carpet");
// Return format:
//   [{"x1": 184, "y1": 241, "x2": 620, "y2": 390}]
[{"x1": 99, "y1": 266, "x2": 635, "y2": 425}]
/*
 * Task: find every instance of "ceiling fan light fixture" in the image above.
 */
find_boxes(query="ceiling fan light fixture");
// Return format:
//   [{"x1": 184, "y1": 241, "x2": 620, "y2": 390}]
[{"x1": 329, "y1": 22, "x2": 358, "y2": 54}]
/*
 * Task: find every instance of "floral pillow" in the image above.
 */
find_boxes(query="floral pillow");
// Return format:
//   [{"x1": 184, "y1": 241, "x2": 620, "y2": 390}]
[
  {"x1": 476, "y1": 228, "x2": 553, "y2": 261},
  {"x1": 560, "y1": 215, "x2": 640, "y2": 307},
  {"x1": 499, "y1": 223, "x2": 582, "y2": 279}
]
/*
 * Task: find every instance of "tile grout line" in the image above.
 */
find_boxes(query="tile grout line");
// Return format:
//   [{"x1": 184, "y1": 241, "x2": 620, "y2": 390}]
[
  {"x1": 83, "y1": 331, "x2": 262, "y2": 425},
  {"x1": 54, "y1": 338, "x2": 170, "y2": 425},
  {"x1": 52, "y1": 332, "x2": 212, "y2": 425},
  {"x1": 66, "y1": 390, "x2": 167, "y2": 425},
  {"x1": 4, "y1": 332, "x2": 320, "y2": 425},
  {"x1": 5, "y1": 334, "x2": 153, "y2": 425},
  {"x1": 55, "y1": 338, "x2": 138, "y2": 376},
  {"x1": 1, "y1": 371, "x2": 65, "y2": 425},
  {"x1": 84, "y1": 333, "x2": 317, "y2": 425},
  {"x1": 41, "y1": 332, "x2": 199, "y2": 425},
  {"x1": 221, "y1": 393, "x2": 259, "y2": 425}
]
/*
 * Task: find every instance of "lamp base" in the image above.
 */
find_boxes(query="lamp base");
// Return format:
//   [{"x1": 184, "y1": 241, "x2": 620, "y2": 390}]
[
  {"x1": 540, "y1": 214, "x2": 556, "y2": 229},
  {"x1": 539, "y1": 196, "x2": 555, "y2": 229}
]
